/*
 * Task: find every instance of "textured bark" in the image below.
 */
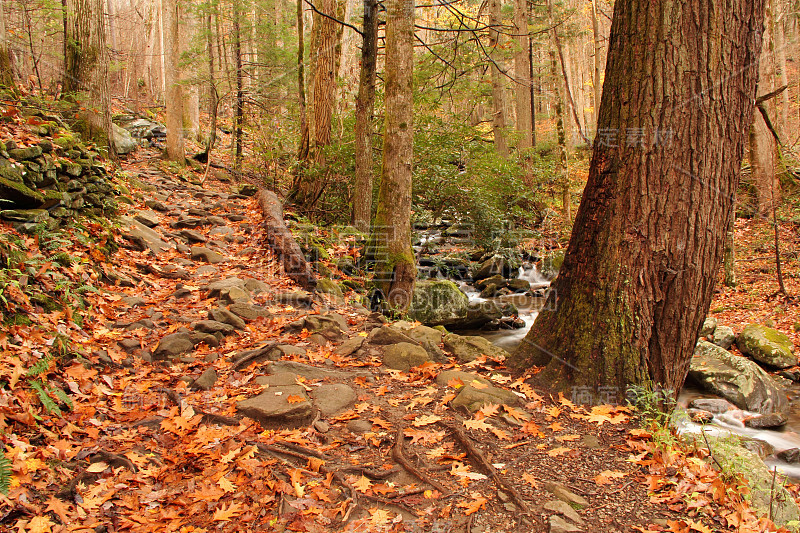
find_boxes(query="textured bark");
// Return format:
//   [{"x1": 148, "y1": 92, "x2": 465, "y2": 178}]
[
  {"x1": 771, "y1": 0, "x2": 789, "y2": 134},
  {"x1": 371, "y1": 0, "x2": 416, "y2": 311},
  {"x1": 353, "y1": 0, "x2": 379, "y2": 232},
  {"x1": 750, "y1": 7, "x2": 779, "y2": 218},
  {"x1": 513, "y1": 0, "x2": 532, "y2": 151},
  {"x1": 590, "y1": 0, "x2": 602, "y2": 131},
  {"x1": 312, "y1": 0, "x2": 340, "y2": 152},
  {"x1": 723, "y1": 208, "x2": 737, "y2": 287},
  {"x1": 510, "y1": 0, "x2": 767, "y2": 397},
  {"x1": 181, "y1": 12, "x2": 200, "y2": 141},
  {"x1": 233, "y1": 2, "x2": 244, "y2": 172},
  {"x1": 488, "y1": 0, "x2": 509, "y2": 157},
  {"x1": 257, "y1": 190, "x2": 317, "y2": 291},
  {"x1": 63, "y1": 0, "x2": 114, "y2": 154},
  {"x1": 549, "y1": 50, "x2": 569, "y2": 221},
  {"x1": 0, "y1": 0, "x2": 14, "y2": 87},
  {"x1": 163, "y1": 0, "x2": 184, "y2": 162},
  {"x1": 297, "y1": 0, "x2": 309, "y2": 160}
]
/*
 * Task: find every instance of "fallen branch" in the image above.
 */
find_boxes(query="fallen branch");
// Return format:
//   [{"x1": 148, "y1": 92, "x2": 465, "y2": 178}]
[
  {"x1": 440, "y1": 421, "x2": 532, "y2": 516},
  {"x1": 256, "y1": 190, "x2": 317, "y2": 291},
  {"x1": 231, "y1": 341, "x2": 278, "y2": 370},
  {"x1": 392, "y1": 426, "x2": 451, "y2": 496}
]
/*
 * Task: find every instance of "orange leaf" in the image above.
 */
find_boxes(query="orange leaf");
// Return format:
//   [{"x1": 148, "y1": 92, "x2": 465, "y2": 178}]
[
  {"x1": 546, "y1": 447, "x2": 571, "y2": 457},
  {"x1": 594, "y1": 470, "x2": 626, "y2": 485},
  {"x1": 212, "y1": 502, "x2": 243, "y2": 521},
  {"x1": 457, "y1": 493, "x2": 488, "y2": 515},
  {"x1": 287, "y1": 394, "x2": 306, "y2": 404}
]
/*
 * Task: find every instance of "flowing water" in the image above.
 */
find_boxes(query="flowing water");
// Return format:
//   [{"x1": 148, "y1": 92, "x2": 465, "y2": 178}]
[{"x1": 461, "y1": 267, "x2": 800, "y2": 478}]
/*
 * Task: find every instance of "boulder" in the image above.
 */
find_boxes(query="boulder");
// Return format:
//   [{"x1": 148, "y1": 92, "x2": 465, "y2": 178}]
[
  {"x1": 154, "y1": 332, "x2": 196, "y2": 359},
  {"x1": 209, "y1": 308, "x2": 247, "y2": 330},
  {"x1": 237, "y1": 385, "x2": 313, "y2": 427},
  {"x1": 286, "y1": 314, "x2": 347, "y2": 340},
  {"x1": 712, "y1": 326, "x2": 736, "y2": 350},
  {"x1": 444, "y1": 333, "x2": 511, "y2": 363},
  {"x1": 311, "y1": 384, "x2": 357, "y2": 417},
  {"x1": 191, "y1": 368, "x2": 218, "y2": 391},
  {"x1": 119, "y1": 215, "x2": 171, "y2": 255},
  {"x1": 451, "y1": 382, "x2": 519, "y2": 411},
  {"x1": 368, "y1": 326, "x2": 417, "y2": 345},
  {"x1": 382, "y1": 343, "x2": 433, "y2": 371},
  {"x1": 473, "y1": 254, "x2": 520, "y2": 281},
  {"x1": 737, "y1": 324, "x2": 796, "y2": 369},
  {"x1": 745, "y1": 412, "x2": 788, "y2": 429},
  {"x1": 191, "y1": 246, "x2": 227, "y2": 264},
  {"x1": 688, "y1": 341, "x2": 788, "y2": 415},
  {"x1": 688, "y1": 398, "x2": 734, "y2": 413},
  {"x1": 229, "y1": 302, "x2": 272, "y2": 321},
  {"x1": 111, "y1": 123, "x2": 138, "y2": 155},
  {"x1": 194, "y1": 319, "x2": 235, "y2": 336},
  {"x1": 274, "y1": 291, "x2": 314, "y2": 308},
  {"x1": 709, "y1": 439, "x2": 799, "y2": 528},
  {"x1": 700, "y1": 317, "x2": 717, "y2": 337},
  {"x1": 316, "y1": 278, "x2": 343, "y2": 298},
  {"x1": 407, "y1": 280, "x2": 469, "y2": 327}
]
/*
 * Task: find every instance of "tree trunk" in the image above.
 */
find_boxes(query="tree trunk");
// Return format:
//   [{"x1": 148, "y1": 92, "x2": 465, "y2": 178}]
[
  {"x1": 181, "y1": 11, "x2": 200, "y2": 141},
  {"x1": 0, "y1": 0, "x2": 14, "y2": 87},
  {"x1": 513, "y1": 0, "x2": 532, "y2": 151},
  {"x1": 550, "y1": 50, "x2": 569, "y2": 221},
  {"x1": 353, "y1": 0, "x2": 378, "y2": 232},
  {"x1": 206, "y1": 12, "x2": 218, "y2": 153},
  {"x1": 510, "y1": 0, "x2": 767, "y2": 398},
  {"x1": 771, "y1": 0, "x2": 789, "y2": 135},
  {"x1": 488, "y1": 0, "x2": 509, "y2": 157},
  {"x1": 312, "y1": 0, "x2": 339, "y2": 153},
  {"x1": 371, "y1": 0, "x2": 416, "y2": 312},
  {"x1": 162, "y1": 0, "x2": 184, "y2": 162},
  {"x1": 233, "y1": 2, "x2": 244, "y2": 172},
  {"x1": 63, "y1": 0, "x2": 114, "y2": 155},
  {"x1": 297, "y1": 0, "x2": 309, "y2": 160},
  {"x1": 590, "y1": 0, "x2": 602, "y2": 133},
  {"x1": 723, "y1": 207, "x2": 737, "y2": 287},
  {"x1": 750, "y1": 7, "x2": 779, "y2": 218}
]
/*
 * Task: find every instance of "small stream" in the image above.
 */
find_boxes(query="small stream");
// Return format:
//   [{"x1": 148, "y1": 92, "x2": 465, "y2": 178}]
[{"x1": 458, "y1": 267, "x2": 800, "y2": 479}]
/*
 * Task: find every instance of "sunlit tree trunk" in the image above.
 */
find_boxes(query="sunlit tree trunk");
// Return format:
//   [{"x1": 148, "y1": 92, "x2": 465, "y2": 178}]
[
  {"x1": 488, "y1": 0, "x2": 509, "y2": 157},
  {"x1": 233, "y1": 1, "x2": 243, "y2": 171},
  {"x1": 163, "y1": 0, "x2": 184, "y2": 162},
  {"x1": 297, "y1": 0, "x2": 309, "y2": 160},
  {"x1": 0, "y1": 0, "x2": 14, "y2": 88},
  {"x1": 353, "y1": 0, "x2": 378, "y2": 231},
  {"x1": 590, "y1": 0, "x2": 602, "y2": 132},
  {"x1": 510, "y1": 0, "x2": 767, "y2": 397},
  {"x1": 371, "y1": 0, "x2": 416, "y2": 312},
  {"x1": 181, "y1": 11, "x2": 200, "y2": 141},
  {"x1": 513, "y1": 0, "x2": 532, "y2": 152}
]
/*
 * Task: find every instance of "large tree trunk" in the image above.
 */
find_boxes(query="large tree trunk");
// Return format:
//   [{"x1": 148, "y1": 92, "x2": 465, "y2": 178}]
[
  {"x1": 513, "y1": 0, "x2": 532, "y2": 152},
  {"x1": 509, "y1": 0, "x2": 766, "y2": 397},
  {"x1": 0, "y1": 0, "x2": 14, "y2": 88},
  {"x1": 750, "y1": 5, "x2": 779, "y2": 218},
  {"x1": 371, "y1": 0, "x2": 416, "y2": 312},
  {"x1": 353, "y1": 0, "x2": 378, "y2": 232},
  {"x1": 311, "y1": 0, "x2": 340, "y2": 153},
  {"x1": 488, "y1": 0, "x2": 509, "y2": 157},
  {"x1": 181, "y1": 12, "x2": 200, "y2": 141},
  {"x1": 297, "y1": 0, "x2": 310, "y2": 160},
  {"x1": 63, "y1": 0, "x2": 114, "y2": 155},
  {"x1": 233, "y1": 2, "x2": 244, "y2": 172},
  {"x1": 162, "y1": 0, "x2": 184, "y2": 162}
]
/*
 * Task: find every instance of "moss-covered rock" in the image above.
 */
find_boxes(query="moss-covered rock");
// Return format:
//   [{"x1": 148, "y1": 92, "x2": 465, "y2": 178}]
[
  {"x1": 316, "y1": 278, "x2": 343, "y2": 298},
  {"x1": 408, "y1": 279, "x2": 469, "y2": 326},
  {"x1": 688, "y1": 341, "x2": 788, "y2": 415},
  {"x1": 0, "y1": 175, "x2": 44, "y2": 208},
  {"x1": 382, "y1": 342, "x2": 433, "y2": 371},
  {"x1": 443, "y1": 333, "x2": 511, "y2": 363},
  {"x1": 737, "y1": 323, "x2": 796, "y2": 369}
]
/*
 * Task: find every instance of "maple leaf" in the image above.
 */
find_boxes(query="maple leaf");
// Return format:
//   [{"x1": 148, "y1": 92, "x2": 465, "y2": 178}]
[
  {"x1": 353, "y1": 475, "x2": 372, "y2": 493},
  {"x1": 450, "y1": 463, "x2": 487, "y2": 481},
  {"x1": 86, "y1": 461, "x2": 109, "y2": 473},
  {"x1": 502, "y1": 405, "x2": 527, "y2": 422},
  {"x1": 44, "y1": 497, "x2": 70, "y2": 524},
  {"x1": 521, "y1": 472, "x2": 537, "y2": 487},
  {"x1": 490, "y1": 427, "x2": 510, "y2": 440},
  {"x1": 286, "y1": 395, "x2": 306, "y2": 404},
  {"x1": 463, "y1": 418, "x2": 492, "y2": 432},
  {"x1": 546, "y1": 406, "x2": 561, "y2": 419},
  {"x1": 212, "y1": 502, "x2": 243, "y2": 521},
  {"x1": 555, "y1": 434, "x2": 580, "y2": 442},
  {"x1": 458, "y1": 493, "x2": 488, "y2": 515},
  {"x1": 594, "y1": 470, "x2": 626, "y2": 485},
  {"x1": 521, "y1": 420, "x2": 544, "y2": 437},
  {"x1": 547, "y1": 421, "x2": 564, "y2": 432},
  {"x1": 368, "y1": 507, "x2": 392, "y2": 525},
  {"x1": 290, "y1": 469, "x2": 305, "y2": 497},
  {"x1": 478, "y1": 403, "x2": 500, "y2": 418},
  {"x1": 372, "y1": 483, "x2": 396, "y2": 496},
  {"x1": 413, "y1": 414, "x2": 441, "y2": 426},
  {"x1": 546, "y1": 447, "x2": 571, "y2": 457},
  {"x1": 26, "y1": 515, "x2": 54, "y2": 533}
]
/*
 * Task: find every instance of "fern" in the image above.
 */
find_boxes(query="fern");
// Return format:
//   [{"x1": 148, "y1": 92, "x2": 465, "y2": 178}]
[
  {"x1": 51, "y1": 386, "x2": 73, "y2": 410},
  {"x1": 0, "y1": 451, "x2": 10, "y2": 495},
  {"x1": 25, "y1": 354, "x2": 54, "y2": 378},
  {"x1": 47, "y1": 252, "x2": 74, "y2": 267},
  {"x1": 29, "y1": 379, "x2": 62, "y2": 416}
]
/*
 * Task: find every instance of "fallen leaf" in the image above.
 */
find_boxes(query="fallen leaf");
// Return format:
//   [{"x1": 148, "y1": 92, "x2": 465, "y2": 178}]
[
  {"x1": 286, "y1": 395, "x2": 306, "y2": 404},
  {"x1": 546, "y1": 447, "x2": 571, "y2": 457},
  {"x1": 86, "y1": 461, "x2": 109, "y2": 473},
  {"x1": 594, "y1": 470, "x2": 626, "y2": 485},
  {"x1": 413, "y1": 414, "x2": 441, "y2": 427},
  {"x1": 212, "y1": 502, "x2": 243, "y2": 521},
  {"x1": 457, "y1": 494, "x2": 488, "y2": 515},
  {"x1": 463, "y1": 418, "x2": 492, "y2": 432}
]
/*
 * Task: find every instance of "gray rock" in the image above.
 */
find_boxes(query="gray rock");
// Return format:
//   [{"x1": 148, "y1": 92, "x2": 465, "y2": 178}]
[
  {"x1": 209, "y1": 308, "x2": 247, "y2": 330},
  {"x1": 405, "y1": 325, "x2": 446, "y2": 360},
  {"x1": 737, "y1": 324, "x2": 797, "y2": 369},
  {"x1": 122, "y1": 296, "x2": 148, "y2": 307},
  {"x1": 255, "y1": 373, "x2": 299, "y2": 387},
  {"x1": 134, "y1": 210, "x2": 161, "y2": 228},
  {"x1": 312, "y1": 384, "x2": 357, "y2": 416},
  {"x1": 194, "y1": 320, "x2": 235, "y2": 336},
  {"x1": 237, "y1": 386, "x2": 313, "y2": 427},
  {"x1": 206, "y1": 277, "x2": 248, "y2": 298},
  {"x1": 700, "y1": 317, "x2": 718, "y2": 337},
  {"x1": 191, "y1": 246, "x2": 226, "y2": 264},
  {"x1": 119, "y1": 216, "x2": 171, "y2": 255},
  {"x1": 209, "y1": 225, "x2": 234, "y2": 237},
  {"x1": 443, "y1": 333, "x2": 512, "y2": 363},
  {"x1": 196, "y1": 265, "x2": 218, "y2": 276},
  {"x1": 739, "y1": 438, "x2": 775, "y2": 459},
  {"x1": 777, "y1": 448, "x2": 800, "y2": 464},
  {"x1": 335, "y1": 336, "x2": 365, "y2": 356},
  {"x1": 382, "y1": 342, "x2": 432, "y2": 371},
  {"x1": 407, "y1": 280, "x2": 469, "y2": 327},
  {"x1": 745, "y1": 412, "x2": 788, "y2": 429},
  {"x1": 274, "y1": 291, "x2": 314, "y2": 307},
  {"x1": 688, "y1": 398, "x2": 734, "y2": 413},
  {"x1": 369, "y1": 326, "x2": 418, "y2": 346},
  {"x1": 347, "y1": 419, "x2": 373, "y2": 434},
  {"x1": 688, "y1": 341, "x2": 788, "y2": 415},
  {"x1": 277, "y1": 345, "x2": 307, "y2": 357},
  {"x1": 549, "y1": 516, "x2": 583, "y2": 533},
  {"x1": 286, "y1": 315, "x2": 346, "y2": 340},
  {"x1": 712, "y1": 325, "x2": 736, "y2": 349},
  {"x1": 154, "y1": 332, "x2": 195, "y2": 359},
  {"x1": 451, "y1": 382, "x2": 519, "y2": 411},
  {"x1": 244, "y1": 278, "x2": 268, "y2": 294},
  {"x1": 174, "y1": 217, "x2": 206, "y2": 229},
  {"x1": 119, "y1": 339, "x2": 141, "y2": 353},
  {"x1": 111, "y1": 123, "x2": 138, "y2": 155},
  {"x1": 229, "y1": 302, "x2": 272, "y2": 321},
  {"x1": 544, "y1": 500, "x2": 584, "y2": 525},
  {"x1": 266, "y1": 361, "x2": 368, "y2": 380},
  {"x1": 180, "y1": 229, "x2": 207, "y2": 243},
  {"x1": 687, "y1": 409, "x2": 714, "y2": 424},
  {"x1": 191, "y1": 368, "x2": 218, "y2": 391},
  {"x1": 544, "y1": 481, "x2": 589, "y2": 509},
  {"x1": 474, "y1": 254, "x2": 519, "y2": 281}
]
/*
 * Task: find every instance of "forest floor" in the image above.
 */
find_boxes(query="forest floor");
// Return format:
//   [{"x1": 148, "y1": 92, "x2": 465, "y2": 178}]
[{"x1": 2, "y1": 142, "x2": 800, "y2": 532}]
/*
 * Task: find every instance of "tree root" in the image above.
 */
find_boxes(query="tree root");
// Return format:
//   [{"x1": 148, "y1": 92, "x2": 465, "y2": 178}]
[{"x1": 392, "y1": 426, "x2": 451, "y2": 496}]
